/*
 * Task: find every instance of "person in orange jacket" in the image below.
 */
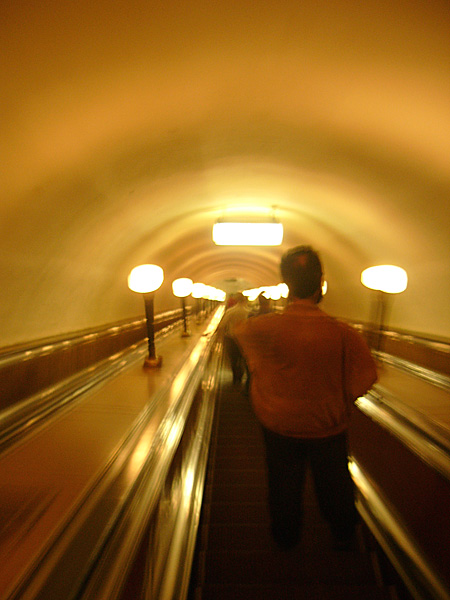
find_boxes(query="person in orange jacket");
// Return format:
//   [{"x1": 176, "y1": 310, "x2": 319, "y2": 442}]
[{"x1": 234, "y1": 246, "x2": 377, "y2": 550}]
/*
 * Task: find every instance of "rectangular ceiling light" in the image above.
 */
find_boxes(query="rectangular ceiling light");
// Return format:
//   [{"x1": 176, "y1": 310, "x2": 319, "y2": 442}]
[{"x1": 212, "y1": 221, "x2": 283, "y2": 246}]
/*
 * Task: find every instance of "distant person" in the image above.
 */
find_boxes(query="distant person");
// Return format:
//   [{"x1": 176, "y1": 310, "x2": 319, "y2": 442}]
[
  {"x1": 226, "y1": 295, "x2": 238, "y2": 309},
  {"x1": 234, "y1": 246, "x2": 377, "y2": 550},
  {"x1": 218, "y1": 293, "x2": 249, "y2": 385}
]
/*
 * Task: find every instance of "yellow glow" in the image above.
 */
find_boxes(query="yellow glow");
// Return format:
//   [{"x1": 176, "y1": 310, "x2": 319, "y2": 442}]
[
  {"x1": 361, "y1": 265, "x2": 408, "y2": 294},
  {"x1": 268, "y1": 287, "x2": 281, "y2": 301},
  {"x1": 127, "y1": 434, "x2": 153, "y2": 481},
  {"x1": 184, "y1": 466, "x2": 195, "y2": 497},
  {"x1": 172, "y1": 277, "x2": 193, "y2": 298},
  {"x1": 202, "y1": 285, "x2": 225, "y2": 301},
  {"x1": 212, "y1": 222, "x2": 283, "y2": 246},
  {"x1": 242, "y1": 288, "x2": 260, "y2": 301},
  {"x1": 322, "y1": 280, "x2": 328, "y2": 296},
  {"x1": 128, "y1": 264, "x2": 164, "y2": 293},
  {"x1": 191, "y1": 282, "x2": 206, "y2": 298},
  {"x1": 201, "y1": 285, "x2": 214, "y2": 299},
  {"x1": 278, "y1": 283, "x2": 289, "y2": 298},
  {"x1": 215, "y1": 289, "x2": 226, "y2": 302}
]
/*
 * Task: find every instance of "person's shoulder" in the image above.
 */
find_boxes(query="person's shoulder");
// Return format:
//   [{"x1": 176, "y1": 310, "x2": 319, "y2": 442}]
[
  {"x1": 240, "y1": 310, "x2": 277, "y2": 327},
  {"x1": 332, "y1": 318, "x2": 372, "y2": 348},
  {"x1": 314, "y1": 313, "x2": 360, "y2": 335},
  {"x1": 254, "y1": 310, "x2": 280, "y2": 320},
  {"x1": 328, "y1": 315, "x2": 350, "y2": 328},
  {"x1": 248, "y1": 311, "x2": 281, "y2": 328},
  {"x1": 332, "y1": 317, "x2": 363, "y2": 333}
]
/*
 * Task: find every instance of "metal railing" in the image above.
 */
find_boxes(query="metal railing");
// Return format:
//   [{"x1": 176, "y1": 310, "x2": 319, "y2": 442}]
[
  {"x1": 351, "y1": 384, "x2": 450, "y2": 600},
  {"x1": 4, "y1": 308, "x2": 449, "y2": 599},
  {"x1": 4, "y1": 307, "x2": 225, "y2": 600},
  {"x1": 0, "y1": 313, "x2": 185, "y2": 452}
]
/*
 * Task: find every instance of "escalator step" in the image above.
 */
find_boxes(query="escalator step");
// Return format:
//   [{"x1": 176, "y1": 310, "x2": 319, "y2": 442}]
[
  {"x1": 199, "y1": 583, "x2": 387, "y2": 600},
  {"x1": 189, "y1": 372, "x2": 386, "y2": 600}
]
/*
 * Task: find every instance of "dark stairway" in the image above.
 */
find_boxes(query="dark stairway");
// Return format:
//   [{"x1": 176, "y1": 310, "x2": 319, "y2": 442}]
[{"x1": 189, "y1": 363, "x2": 389, "y2": 600}]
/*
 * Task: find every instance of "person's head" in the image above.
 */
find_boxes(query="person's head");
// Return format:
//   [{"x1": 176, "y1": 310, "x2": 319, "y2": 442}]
[
  {"x1": 257, "y1": 292, "x2": 271, "y2": 313},
  {"x1": 280, "y1": 245, "x2": 323, "y2": 302},
  {"x1": 235, "y1": 292, "x2": 247, "y2": 304}
]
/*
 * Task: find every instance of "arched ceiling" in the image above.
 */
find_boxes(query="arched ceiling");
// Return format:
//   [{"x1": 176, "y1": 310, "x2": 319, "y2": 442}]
[{"x1": 1, "y1": 0, "x2": 449, "y2": 345}]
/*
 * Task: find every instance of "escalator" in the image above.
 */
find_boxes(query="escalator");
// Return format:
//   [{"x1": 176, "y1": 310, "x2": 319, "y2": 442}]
[
  {"x1": 1, "y1": 310, "x2": 447, "y2": 599},
  {"x1": 189, "y1": 365, "x2": 388, "y2": 600}
]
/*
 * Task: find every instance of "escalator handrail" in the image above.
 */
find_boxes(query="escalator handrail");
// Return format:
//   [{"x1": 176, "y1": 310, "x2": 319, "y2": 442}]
[
  {"x1": 6, "y1": 307, "x2": 225, "y2": 600},
  {"x1": 0, "y1": 319, "x2": 183, "y2": 452},
  {"x1": 357, "y1": 386, "x2": 450, "y2": 481},
  {"x1": 0, "y1": 310, "x2": 181, "y2": 367}
]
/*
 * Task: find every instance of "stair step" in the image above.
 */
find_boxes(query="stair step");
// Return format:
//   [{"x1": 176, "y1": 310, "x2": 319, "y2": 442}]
[
  {"x1": 213, "y1": 443, "x2": 263, "y2": 459},
  {"x1": 213, "y1": 454, "x2": 266, "y2": 470},
  {"x1": 198, "y1": 583, "x2": 386, "y2": 600},
  {"x1": 208, "y1": 501, "x2": 268, "y2": 524},
  {"x1": 189, "y1": 367, "x2": 386, "y2": 600},
  {"x1": 202, "y1": 548, "x2": 376, "y2": 586},
  {"x1": 210, "y1": 482, "x2": 266, "y2": 504},
  {"x1": 211, "y1": 467, "x2": 266, "y2": 487}
]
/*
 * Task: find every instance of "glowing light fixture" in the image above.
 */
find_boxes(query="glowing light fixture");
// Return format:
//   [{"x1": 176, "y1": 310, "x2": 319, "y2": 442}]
[
  {"x1": 214, "y1": 289, "x2": 226, "y2": 302},
  {"x1": 278, "y1": 283, "x2": 289, "y2": 299},
  {"x1": 191, "y1": 282, "x2": 207, "y2": 298},
  {"x1": 128, "y1": 264, "x2": 164, "y2": 294},
  {"x1": 242, "y1": 288, "x2": 261, "y2": 302},
  {"x1": 128, "y1": 264, "x2": 164, "y2": 368},
  {"x1": 191, "y1": 282, "x2": 206, "y2": 323},
  {"x1": 361, "y1": 264, "x2": 408, "y2": 353},
  {"x1": 268, "y1": 287, "x2": 281, "y2": 301},
  {"x1": 172, "y1": 278, "x2": 193, "y2": 337},
  {"x1": 172, "y1": 277, "x2": 193, "y2": 298},
  {"x1": 361, "y1": 265, "x2": 408, "y2": 294},
  {"x1": 212, "y1": 220, "x2": 283, "y2": 246}
]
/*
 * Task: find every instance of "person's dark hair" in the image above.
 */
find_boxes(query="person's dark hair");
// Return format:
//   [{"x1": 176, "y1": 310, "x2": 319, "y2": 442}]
[
  {"x1": 280, "y1": 245, "x2": 323, "y2": 299},
  {"x1": 257, "y1": 292, "x2": 271, "y2": 313},
  {"x1": 257, "y1": 292, "x2": 270, "y2": 307}
]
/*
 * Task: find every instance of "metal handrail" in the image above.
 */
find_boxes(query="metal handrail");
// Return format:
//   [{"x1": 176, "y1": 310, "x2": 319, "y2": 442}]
[
  {"x1": 0, "y1": 319, "x2": 184, "y2": 452},
  {"x1": 379, "y1": 329, "x2": 450, "y2": 355},
  {"x1": 80, "y1": 309, "x2": 225, "y2": 600},
  {"x1": 376, "y1": 350, "x2": 450, "y2": 392},
  {"x1": 350, "y1": 459, "x2": 450, "y2": 600},
  {"x1": 6, "y1": 307, "x2": 225, "y2": 600},
  {"x1": 357, "y1": 387, "x2": 450, "y2": 481},
  {"x1": 350, "y1": 322, "x2": 450, "y2": 355},
  {"x1": 352, "y1": 387, "x2": 450, "y2": 599},
  {"x1": 0, "y1": 310, "x2": 181, "y2": 368}
]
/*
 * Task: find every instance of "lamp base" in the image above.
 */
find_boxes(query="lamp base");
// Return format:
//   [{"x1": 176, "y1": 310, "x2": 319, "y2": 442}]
[
  {"x1": 143, "y1": 356, "x2": 163, "y2": 369},
  {"x1": 181, "y1": 330, "x2": 191, "y2": 337}
]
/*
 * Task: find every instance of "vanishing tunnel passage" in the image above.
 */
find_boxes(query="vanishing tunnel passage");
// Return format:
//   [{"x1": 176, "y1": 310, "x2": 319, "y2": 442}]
[{"x1": 2, "y1": 1, "x2": 450, "y2": 598}]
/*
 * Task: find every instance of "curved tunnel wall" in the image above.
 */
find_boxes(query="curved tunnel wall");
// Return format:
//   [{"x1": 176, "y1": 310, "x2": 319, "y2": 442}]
[{"x1": 1, "y1": 1, "x2": 449, "y2": 348}]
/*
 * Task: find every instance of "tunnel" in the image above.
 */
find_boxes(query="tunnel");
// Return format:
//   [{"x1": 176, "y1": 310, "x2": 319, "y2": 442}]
[{"x1": 1, "y1": 1, "x2": 449, "y2": 599}]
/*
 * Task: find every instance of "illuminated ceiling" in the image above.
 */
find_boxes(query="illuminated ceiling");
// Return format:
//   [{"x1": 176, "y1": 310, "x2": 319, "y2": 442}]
[{"x1": 1, "y1": 0, "x2": 449, "y2": 344}]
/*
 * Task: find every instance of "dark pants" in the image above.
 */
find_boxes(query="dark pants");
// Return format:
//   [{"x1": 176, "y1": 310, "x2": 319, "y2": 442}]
[
  {"x1": 261, "y1": 427, "x2": 358, "y2": 546},
  {"x1": 223, "y1": 335, "x2": 247, "y2": 384}
]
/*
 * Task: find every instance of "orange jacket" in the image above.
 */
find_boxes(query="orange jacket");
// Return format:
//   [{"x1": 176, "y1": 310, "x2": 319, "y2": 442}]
[{"x1": 234, "y1": 301, "x2": 377, "y2": 438}]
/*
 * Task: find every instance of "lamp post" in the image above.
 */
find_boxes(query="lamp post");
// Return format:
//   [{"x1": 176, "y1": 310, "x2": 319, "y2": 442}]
[
  {"x1": 128, "y1": 264, "x2": 164, "y2": 368},
  {"x1": 192, "y1": 282, "x2": 206, "y2": 323},
  {"x1": 172, "y1": 278, "x2": 193, "y2": 337},
  {"x1": 361, "y1": 265, "x2": 408, "y2": 353}
]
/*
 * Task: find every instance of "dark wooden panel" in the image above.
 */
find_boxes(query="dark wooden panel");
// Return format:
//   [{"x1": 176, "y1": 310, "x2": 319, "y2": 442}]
[
  {"x1": 357, "y1": 324, "x2": 450, "y2": 377},
  {"x1": 349, "y1": 406, "x2": 450, "y2": 591},
  {"x1": 0, "y1": 312, "x2": 183, "y2": 412}
]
